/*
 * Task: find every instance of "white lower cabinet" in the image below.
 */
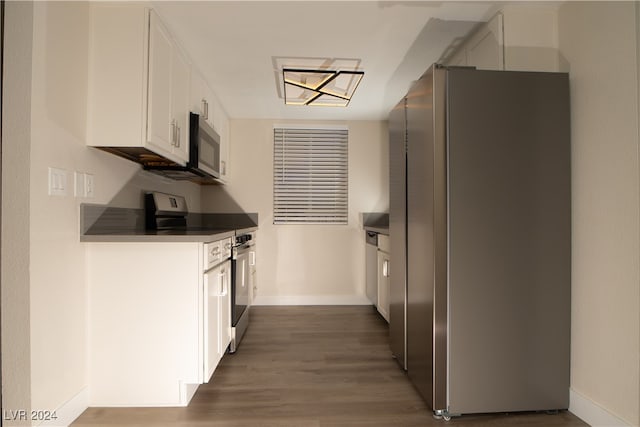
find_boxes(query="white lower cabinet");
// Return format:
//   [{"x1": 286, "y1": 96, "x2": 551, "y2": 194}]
[
  {"x1": 87, "y1": 238, "x2": 232, "y2": 407},
  {"x1": 377, "y1": 235, "x2": 390, "y2": 322},
  {"x1": 204, "y1": 259, "x2": 231, "y2": 382}
]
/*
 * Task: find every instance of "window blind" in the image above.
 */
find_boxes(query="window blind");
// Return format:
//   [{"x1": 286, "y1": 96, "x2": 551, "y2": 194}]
[{"x1": 273, "y1": 127, "x2": 348, "y2": 224}]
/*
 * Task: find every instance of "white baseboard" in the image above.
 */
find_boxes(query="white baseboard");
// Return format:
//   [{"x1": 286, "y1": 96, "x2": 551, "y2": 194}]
[
  {"x1": 252, "y1": 295, "x2": 372, "y2": 306},
  {"x1": 180, "y1": 382, "x2": 199, "y2": 406},
  {"x1": 570, "y1": 388, "x2": 632, "y2": 427},
  {"x1": 38, "y1": 386, "x2": 88, "y2": 427}
]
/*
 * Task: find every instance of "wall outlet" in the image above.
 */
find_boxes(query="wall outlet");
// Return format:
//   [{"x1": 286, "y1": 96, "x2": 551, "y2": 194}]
[
  {"x1": 74, "y1": 171, "x2": 85, "y2": 197},
  {"x1": 73, "y1": 172, "x2": 95, "y2": 199},
  {"x1": 73, "y1": 171, "x2": 95, "y2": 198},
  {"x1": 48, "y1": 167, "x2": 67, "y2": 196}
]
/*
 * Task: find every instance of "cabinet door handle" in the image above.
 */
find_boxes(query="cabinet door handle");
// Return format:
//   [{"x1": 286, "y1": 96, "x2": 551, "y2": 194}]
[
  {"x1": 176, "y1": 125, "x2": 181, "y2": 148},
  {"x1": 202, "y1": 99, "x2": 209, "y2": 120},
  {"x1": 170, "y1": 120, "x2": 177, "y2": 146},
  {"x1": 383, "y1": 259, "x2": 390, "y2": 277},
  {"x1": 219, "y1": 272, "x2": 226, "y2": 295}
]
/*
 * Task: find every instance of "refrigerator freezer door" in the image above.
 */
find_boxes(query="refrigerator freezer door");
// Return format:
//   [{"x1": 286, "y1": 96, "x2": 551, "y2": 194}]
[
  {"x1": 405, "y1": 65, "x2": 448, "y2": 411},
  {"x1": 388, "y1": 99, "x2": 407, "y2": 369},
  {"x1": 446, "y1": 68, "x2": 571, "y2": 414}
]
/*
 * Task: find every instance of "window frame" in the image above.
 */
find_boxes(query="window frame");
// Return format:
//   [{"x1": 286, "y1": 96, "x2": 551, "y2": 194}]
[{"x1": 273, "y1": 125, "x2": 349, "y2": 225}]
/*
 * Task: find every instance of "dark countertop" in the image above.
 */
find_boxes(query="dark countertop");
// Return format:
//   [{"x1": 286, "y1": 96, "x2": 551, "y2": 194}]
[
  {"x1": 80, "y1": 204, "x2": 258, "y2": 243},
  {"x1": 80, "y1": 228, "x2": 238, "y2": 243},
  {"x1": 362, "y1": 212, "x2": 389, "y2": 235},
  {"x1": 364, "y1": 225, "x2": 389, "y2": 235}
]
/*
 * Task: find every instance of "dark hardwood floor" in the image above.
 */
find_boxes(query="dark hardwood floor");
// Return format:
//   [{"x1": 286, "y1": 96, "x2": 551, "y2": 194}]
[{"x1": 73, "y1": 306, "x2": 588, "y2": 426}]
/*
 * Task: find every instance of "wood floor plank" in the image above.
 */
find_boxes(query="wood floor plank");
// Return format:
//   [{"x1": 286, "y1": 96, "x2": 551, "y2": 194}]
[{"x1": 72, "y1": 306, "x2": 588, "y2": 426}]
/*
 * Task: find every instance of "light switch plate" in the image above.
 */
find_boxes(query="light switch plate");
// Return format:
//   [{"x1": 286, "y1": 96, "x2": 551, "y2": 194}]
[{"x1": 48, "y1": 167, "x2": 67, "y2": 196}]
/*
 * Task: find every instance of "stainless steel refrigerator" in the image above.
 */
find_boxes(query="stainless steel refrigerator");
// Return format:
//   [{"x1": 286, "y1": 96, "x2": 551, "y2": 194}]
[{"x1": 388, "y1": 65, "x2": 571, "y2": 418}]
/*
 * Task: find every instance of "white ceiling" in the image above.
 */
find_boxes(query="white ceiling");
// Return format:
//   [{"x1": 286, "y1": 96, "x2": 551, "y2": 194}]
[{"x1": 152, "y1": 1, "x2": 501, "y2": 121}]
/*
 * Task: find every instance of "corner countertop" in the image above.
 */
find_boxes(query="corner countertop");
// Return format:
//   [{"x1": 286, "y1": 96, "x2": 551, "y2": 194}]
[
  {"x1": 362, "y1": 212, "x2": 389, "y2": 235},
  {"x1": 80, "y1": 204, "x2": 258, "y2": 243},
  {"x1": 80, "y1": 228, "x2": 238, "y2": 243}
]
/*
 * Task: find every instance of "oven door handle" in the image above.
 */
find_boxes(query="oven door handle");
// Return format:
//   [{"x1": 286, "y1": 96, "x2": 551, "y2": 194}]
[{"x1": 233, "y1": 245, "x2": 252, "y2": 259}]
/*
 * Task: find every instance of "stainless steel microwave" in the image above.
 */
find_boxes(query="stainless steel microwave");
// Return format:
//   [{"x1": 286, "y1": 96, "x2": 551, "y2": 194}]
[
  {"x1": 143, "y1": 112, "x2": 221, "y2": 182},
  {"x1": 188, "y1": 112, "x2": 221, "y2": 179}
]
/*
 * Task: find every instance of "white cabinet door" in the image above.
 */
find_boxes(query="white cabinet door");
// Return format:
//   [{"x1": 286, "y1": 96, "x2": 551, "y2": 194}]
[
  {"x1": 190, "y1": 68, "x2": 230, "y2": 182},
  {"x1": 204, "y1": 258, "x2": 232, "y2": 383},
  {"x1": 219, "y1": 261, "x2": 232, "y2": 354},
  {"x1": 204, "y1": 262, "x2": 223, "y2": 382},
  {"x1": 442, "y1": 13, "x2": 504, "y2": 71},
  {"x1": 249, "y1": 246, "x2": 257, "y2": 303},
  {"x1": 147, "y1": 10, "x2": 189, "y2": 164},
  {"x1": 171, "y1": 47, "x2": 190, "y2": 162},
  {"x1": 211, "y1": 97, "x2": 230, "y2": 181},
  {"x1": 190, "y1": 68, "x2": 215, "y2": 129},
  {"x1": 466, "y1": 13, "x2": 504, "y2": 70},
  {"x1": 147, "y1": 11, "x2": 174, "y2": 158},
  {"x1": 377, "y1": 250, "x2": 390, "y2": 322}
]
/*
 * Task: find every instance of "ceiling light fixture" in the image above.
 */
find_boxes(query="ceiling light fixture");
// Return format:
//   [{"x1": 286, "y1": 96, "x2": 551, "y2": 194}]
[{"x1": 283, "y1": 68, "x2": 364, "y2": 107}]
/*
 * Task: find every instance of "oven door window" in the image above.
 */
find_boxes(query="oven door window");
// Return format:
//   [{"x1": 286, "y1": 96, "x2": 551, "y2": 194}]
[{"x1": 232, "y1": 248, "x2": 250, "y2": 325}]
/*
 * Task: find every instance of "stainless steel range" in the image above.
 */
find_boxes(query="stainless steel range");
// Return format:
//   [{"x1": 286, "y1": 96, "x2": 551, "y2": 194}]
[
  {"x1": 230, "y1": 231, "x2": 255, "y2": 353},
  {"x1": 145, "y1": 191, "x2": 257, "y2": 355}
]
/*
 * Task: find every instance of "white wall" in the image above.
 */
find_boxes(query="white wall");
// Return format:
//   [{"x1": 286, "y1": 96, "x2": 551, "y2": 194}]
[
  {"x1": 557, "y1": 2, "x2": 640, "y2": 426},
  {"x1": 202, "y1": 119, "x2": 389, "y2": 304},
  {"x1": 2, "y1": 2, "x2": 34, "y2": 424}
]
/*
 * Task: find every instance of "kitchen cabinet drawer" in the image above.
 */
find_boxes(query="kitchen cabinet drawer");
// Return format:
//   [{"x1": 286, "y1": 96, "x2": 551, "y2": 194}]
[
  {"x1": 87, "y1": 4, "x2": 190, "y2": 165},
  {"x1": 204, "y1": 237, "x2": 232, "y2": 269}
]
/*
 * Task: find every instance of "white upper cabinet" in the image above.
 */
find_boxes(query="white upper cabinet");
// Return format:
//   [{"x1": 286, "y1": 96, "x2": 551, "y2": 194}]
[
  {"x1": 465, "y1": 13, "x2": 505, "y2": 70},
  {"x1": 87, "y1": 5, "x2": 190, "y2": 165},
  {"x1": 190, "y1": 68, "x2": 214, "y2": 129},
  {"x1": 443, "y1": 13, "x2": 504, "y2": 70},
  {"x1": 443, "y1": 5, "x2": 561, "y2": 72},
  {"x1": 190, "y1": 68, "x2": 231, "y2": 183},
  {"x1": 212, "y1": 97, "x2": 230, "y2": 182}
]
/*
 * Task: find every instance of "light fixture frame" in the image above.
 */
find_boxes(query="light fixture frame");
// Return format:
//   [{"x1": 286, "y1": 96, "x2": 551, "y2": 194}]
[{"x1": 283, "y1": 68, "x2": 364, "y2": 107}]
